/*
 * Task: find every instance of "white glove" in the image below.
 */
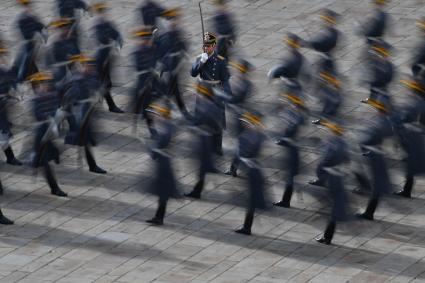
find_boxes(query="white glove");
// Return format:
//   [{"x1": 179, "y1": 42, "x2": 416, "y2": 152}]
[{"x1": 200, "y1": 53, "x2": 208, "y2": 64}]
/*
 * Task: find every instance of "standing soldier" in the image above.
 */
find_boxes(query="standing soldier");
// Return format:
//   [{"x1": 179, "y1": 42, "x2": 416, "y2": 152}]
[
  {"x1": 274, "y1": 93, "x2": 306, "y2": 208},
  {"x1": 356, "y1": 98, "x2": 393, "y2": 220},
  {"x1": 130, "y1": 26, "x2": 158, "y2": 137},
  {"x1": 29, "y1": 71, "x2": 68, "y2": 197},
  {"x1": 392, "y1": 77, "x2": 425, "y2": 198},
  {"x1": 190, "y1": 32, "x2": 232, "y2": 155},
  {"x1": 234, "y1": 111, "x2": 267, "y2": 235},
  {"x1": 91, "y1": 2, "x2": 124, "y2": 113},
  {"x1": 212, "y1": 0, "x2": 237, "y2": 59},
  {"x1": 313, "y1": 120, "x2": 349, "y2": 245},
  {"x1": 13, "y1": 0, "x2": 47, "y2": 84},
  {"x1": 0, "y1": 43, "x2": 23, "y2": 166},
  {"x1": 145, "y1": 102, "x2": 179, "y2": 225},
  {"x1": 62, "y1": 56, "x2": 106, "y2": 174},
  {"x1": 184, "y1": 82, "x2": 222, "y2": 199},
  {"x1": 156, "y1": 8, "x2": 190, "y2": 117}
]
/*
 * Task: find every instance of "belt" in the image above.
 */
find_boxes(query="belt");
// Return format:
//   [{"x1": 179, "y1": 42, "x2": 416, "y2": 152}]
[{"x1": 198, "y1": 78, "x2": 221, "y2": 85}]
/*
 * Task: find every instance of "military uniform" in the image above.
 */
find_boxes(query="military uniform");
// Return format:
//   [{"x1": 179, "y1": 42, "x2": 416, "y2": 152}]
[
  {"x1": 13, "y1": 4, "x2": 46, "y2": 83},
  {"x1": 56, "y1": 0, "x2": 88, "y2": 18},
  {"x1": 233, "y1": 111, "x2": 266, "y2": 236},
  {"x1": 30, "y1": 72, "x2": 67, "y2": 197},
  {"x1": 274, "y1": 97, "x2": 306, "y2": 208},
  {"x1": 190, "y1": 32, "x2": 232, "y2": 154},
  {"x1": 268, "y1": 34, "x2": 304, "y2": 80},
  {"x1": 212, "y1": 0, "x2": 237, "y2": 59},
  {"x1": 184, "y1": 82, "x2": 223, "y2": 199},
  {"x1": 92, "y1": 4, "x2": 124, "y2": 113},
  {"x1": 130, "y1": 27, "x2": 159, "y2": 136},
  {"x1": 145, "y1": 103, "x2": 180, "y2": 225},
  {"x1": 138, "y1": 0, "x2": 165, "y2": 27},
  {"x1": 62, "y1": 57, "x2": 106, "y2": 174},
  {"x1": 358, "y1": 0, "x2": 388, "y2": 43},
  {"x1": 312, "y1": 121, "x2": 349, "y2": 245}
]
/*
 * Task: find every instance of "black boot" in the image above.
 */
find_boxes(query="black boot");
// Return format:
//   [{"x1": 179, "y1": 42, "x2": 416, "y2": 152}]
[
  {"x1": 146, "y1": 200, "x2": 166, "y2": 225},
  {"x1": 105, "y1": 92, "x2": 124, "y2": 113},
  {"x1": 86, "y1": 147, "x2": 107, "y2": 174},
  {"x1": 0, "y1": 209, "x2": 13, "y2": 225},
  {"x1": 45, "y1": 164, "x2": 67, "y2": 197},
  {"x1": 185, "y1": 179, "x2": 204, "y2": 199},
  {"x1": 224, "y1": 164, "x2": 237, "y2": 177},
  {"x1": 394, "y1": 175, "x2": 413, "y2": 198},
  {"x1": 315, "y1": 221, "x2": 336, "y2": 245},
  {"x1": 4, "y1": 147, "x2": 22, "y2": 166},
  {"x1": 274, "y1": 184, "x2": 293, "y2": 208},
  {"x1": 356, "y1": 198, "x2": 378, "y2": 220},
  {"x1": 235, "y1": 209, "x2": 254, "y2": 235}
]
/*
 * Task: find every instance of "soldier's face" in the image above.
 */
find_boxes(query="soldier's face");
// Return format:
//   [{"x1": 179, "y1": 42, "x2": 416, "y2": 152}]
[{"x1": 203, "y1": 43, "x2": 215, "y2": 55}]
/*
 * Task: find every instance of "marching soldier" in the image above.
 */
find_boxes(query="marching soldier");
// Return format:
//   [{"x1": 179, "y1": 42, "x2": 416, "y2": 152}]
[
  {"x1": 234, "y1": 111, "x2": 267, "y2": 235},
  {"x1": 357, "y1": 0, "x2": 388, "y2": 44},
  {"x1": 62, "y1": 55, "x2": 107, "y2": 174},
  {"x1": 315, "y1": 70, "x2": 342, "y2": 120},
  {"x1": 190, "y1": 32, "x2": 232, "y2": 155},
  {"x1": 130, "y1": 26, "x2": 158, "y2": 137},
  {"x1": 184, "y1": 82, "x2": 222, "y2": 199},
  {"x1": 313, "y1": 119, "x2": 349, "y2": 245},
  {"x1": 156, "y1": 8, "x2": 190, "y2": 117},
  {"x1": 392, "y1": 77, "x2": 425, "y2": 197},
  {"x1": 56, "y1": 0, "x2": 88, "y2": 18},
  {"x1": 29, "y1": 71, "x2": 68, "y2": 197},
  {"x1": 91, "y1": 2, "x2": 124, "y2": 113},
  {"x1": 13, "y1": 0, "x2": 47, "y2": 84},
  {"x1": 356, "y1": 98, "x2": 393, "y2": 220},
  {"x1": 212, "y1": 0, "x2": 237, "y2": 59},
  {"x1": 274, "y1": 93, "x2": 306, "y2": 208},
  {"x1": 411, "y1": 18, "x2": 425, "y2": 77},
  {"x1": 360, "y1": 39, "x2": 394, "y2": 108},
  {"x1": 0, "y1": 43, "x2": 23, "y2": 166},
  {"x1": 221, "y1": 58, "x2": 254, "y2": 176},
  {"x1": 145, "y1": 102, "x2": 180, "y2": 225},
  {"x1": 138, "y1": 0, "x2": 166, "y2": 28}
]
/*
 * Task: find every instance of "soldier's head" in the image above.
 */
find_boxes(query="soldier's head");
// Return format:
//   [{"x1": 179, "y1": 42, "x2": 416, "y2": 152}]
[
  {"x1": 69, "y1": 54, "x2": 97, "y2": 74},
  {"x1": 147, "y1": 102, "x2": 172, "y2": 120},
  {"x1": 285, "y1": 33, "x2": 301, "y2": 50},
  {"x1": 315, "y1": 119, "x2": 344, "y2": 136},
  {"x1": 133, "y1": 26, "x2": 154, "y2": 45},
  {"x1": 49, "y1": 18, "x2": 73, "y2": 37},
  {"x1": 161, "y1": 7, "x2": 182, "y2": 25},
  {"x1": 373, "y1": 0, "x2": 387, "y2": 7},
  {"x1": 240, "y1": 110, "x2": 264, "y2": 129},
  {"x1": 212, "y1": 0, "x2": 228, "y2": 7},
  {"x1": 229, "y1": 58, "x2": 252, "y2": 77},
  {"x1": 365, "y1": 98, "x2": 389, "y2": 114},
  {"x1": 195, "y1": 81, "x2": 214, "y2": 100},
  {"x1": 401, "y1": 77, "x2": 425, "y2": 97},
  {"x1": 319, "y1": 9, "x2": 339, "y2": 27},
  {"x1": 28, "y1": 71, "x2": 54, "y2": 92},
  {"x1": 203, "y1": 32, "x2": 217, "y2": 55},
  {"x1": 17, "y1": 0, "x2": 31, "y2": 7},
  {"x1": 417, "y1": 17, "x2": 425, "y2": 35}
]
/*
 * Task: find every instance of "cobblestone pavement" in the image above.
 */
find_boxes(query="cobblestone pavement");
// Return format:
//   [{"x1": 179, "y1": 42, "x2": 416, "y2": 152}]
[{"x1": 0, "y1": 0, "x2": 425, "y2": 282}]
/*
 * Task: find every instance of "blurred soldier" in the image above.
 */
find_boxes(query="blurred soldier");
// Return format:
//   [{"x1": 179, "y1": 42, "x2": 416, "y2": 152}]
[
  {"x1": 392, "y1": 77, "x2": 425, "y2": 197},
  {"x1": 29, "y1": 71, "x2": 68, "y2": 197},
  {"x1": 303, "y1": 9, "x2": 339, "y2": 75},
  {"x1": 268, "y1": 33, "x2": 305, "y2": 82},
  {"x1": 356, "y1": 99, "x2": 393, "y2": 220},
  {"x1": 357, "y1": 0, "x2": 388, "y2": 44},
  {"x1": 234, "y1": 111, "x2": 266, "y2": 235},
  {"x1": 314, "y1": 70, "x2": 342, "y2": 120},
  {"x1": 156, "y1": 8, "x2": 189, "y2": 117},
  {"x1": 0, "y1": 43, "x2": 23, "y2": 166},
  {"x1": 47, "y1": 18, "x2": 81, "y2": 85},
  {"x1": 130, "y1": 26, "x2": 158, "y2": 137},
  {"x1": 13, "y1": 0, "x2": 47, "y2": 84},
  {"x1": 190, "y1": 32, "x2": 232, "y2": 155},
  {"x1": 411, "y1": 18, "x2": 425, "y2": 77},
  {"x1": 361, "y1": 39, "x2": 394, "y2": 108},
  {"x1": 221, "y1": 58, "x2": 254, "y2": 176},
  {"x1": 212, "y1": 0, "x2": 237, "y2": 59},
  {"x1": 91, "y1": 2, "x2": 124, "y2": 113},
  {"x1": 145, "y1": 102, "x2": 180, "y2": 225},
  {"x1": 62, "y1": 55, "x2": 107, "y2": 174},
  {"x1": 56, "y1": 0, "x2": 88, "y2": 18},
  {"x1": 138, "y1": 0, "x2": 166, "y2": 27},
  {"x1": 184, "y1": 82, "x2": 222, "y2": 199},
  {"x1": 313, "y1": 120, "x2": 349, "y2": 245},
  {"x1": 274, "y1": 93, "x2": 306, "y2": 208}
]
